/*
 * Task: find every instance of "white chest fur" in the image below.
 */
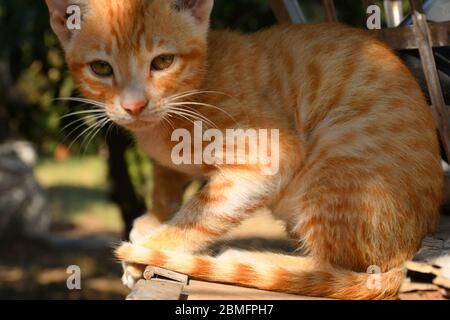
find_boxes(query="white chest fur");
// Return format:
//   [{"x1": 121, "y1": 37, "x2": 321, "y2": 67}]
[{"x1": 134, "y1": 129, "x2": 203, "y2": 177}]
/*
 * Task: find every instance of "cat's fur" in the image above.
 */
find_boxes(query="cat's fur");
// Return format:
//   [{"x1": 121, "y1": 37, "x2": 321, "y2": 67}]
[{"x1": 46, "y1": 0, "x2": 443, "y2": 299}]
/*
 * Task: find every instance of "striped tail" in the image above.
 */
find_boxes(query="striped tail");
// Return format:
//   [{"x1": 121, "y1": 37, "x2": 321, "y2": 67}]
[{"x1": 116, "y1": 243, "x2": 405, "y2": 300}]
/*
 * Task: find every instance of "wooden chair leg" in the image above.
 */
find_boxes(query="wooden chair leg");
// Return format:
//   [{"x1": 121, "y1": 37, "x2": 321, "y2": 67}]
[
  {"x1": 410, "y1": 0, "x2": 450, "y2": 160},
  {"x1": 322, "y1": 0, "x2": 338, "y2": 22},
  {"x1": 268, "y1": 0, "x2": 306, "y2": 24}
]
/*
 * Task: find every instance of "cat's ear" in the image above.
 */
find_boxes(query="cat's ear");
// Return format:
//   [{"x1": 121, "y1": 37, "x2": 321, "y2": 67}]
[
  {"x1": 172, "y1": 0, "x2": 214, "y2": 24},
  {"x1": 45, "y1": 0, "x2": 85, "y2": 48}
]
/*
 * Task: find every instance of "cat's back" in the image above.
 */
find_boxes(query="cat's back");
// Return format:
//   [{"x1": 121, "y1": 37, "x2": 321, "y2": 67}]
[
  {"x1": 246, "y1": 23, "x2": 437, "y2": 141},
  {"x1": 251, "y1": 22, "x2": 422, "y2": 97},
  {"x1": 208, "y1": 23, "x2": 429, "y2": 119},
  {"x1": 207, "y1": 24, "x2": 439, "y2": 162}
]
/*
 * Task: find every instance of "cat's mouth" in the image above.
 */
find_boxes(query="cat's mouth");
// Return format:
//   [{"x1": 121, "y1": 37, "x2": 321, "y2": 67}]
[
  {"x1": 115, "y1": 115, "x2": 163, "y2": 131},
  {"x1": 106, "y1": 102, "x2": 164, "y2": 130}
]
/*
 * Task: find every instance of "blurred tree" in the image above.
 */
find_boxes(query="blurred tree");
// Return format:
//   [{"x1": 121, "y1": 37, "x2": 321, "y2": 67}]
[{"x1": 0, "y1": 0, "x2": 70, "y2": 151}]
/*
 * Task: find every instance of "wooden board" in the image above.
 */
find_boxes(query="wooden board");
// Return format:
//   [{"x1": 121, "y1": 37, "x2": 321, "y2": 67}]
[
  {"x1": 126, "y1": 279, "x2": 184, "y2": 300},
  {"x1": 373, "y1": 22, "x2": 450, "y2": 50},
  {"x1": 399, "y1": 215, "x2": 450, "y2": 300},
  {"x1": 144, "y1": 266, "x2": 188, "y2": 284},
  {"x1": 184, "y1": 280, "x2": 326, "y2": 300}
]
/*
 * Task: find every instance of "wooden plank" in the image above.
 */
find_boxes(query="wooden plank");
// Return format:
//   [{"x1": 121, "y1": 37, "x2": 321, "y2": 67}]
[
  {"x1": 269, "y1": 0, "x2": 290, "y2": 23},
  {"x1": 185, "y1": 280, "x2": 327, "y2": 300},
  {"x1": 126, "y1": 279, "x2": 184, "y2": 300},
  {"x1": 143, "y1": 265, "x2": 155, "y2": 280},
  {"x1": 322, "y1": 0, "x2": 338, "y2": 22},
  {"x1": 400, "y1": 290, "x2": 447, "y2": 300},
  {"x1": 372, "y1": 22, "x2": 450, "y2": 50},
  {"x1": 412, "y1": 237, "x2": 444, "y2": 262},
  {"x1": 400, "y1": 279, "x2": 441, "y2": 293},
  {"x1": 401, "y1": 261, "x2": 450, "y2": 298},
  {"x1": 268, "y1": 0, "x2": 306, "y2": 24},
  {"x1": 400, "y1": 215, "x2": 450, "y2": 299},
  {"x1": 411, "y1": 10, "x2": 450, "y2": 161},
  {"x1": 144, "y1": 266, "x2": 188, "y2": 284},
  {"x1": 409, "y1": 0, "x2": 424, "y2": 13}
]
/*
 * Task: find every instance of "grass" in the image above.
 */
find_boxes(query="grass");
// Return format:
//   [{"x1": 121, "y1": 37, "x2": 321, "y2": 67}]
[{"x1": 34, "y1": 156, "x2": 123, "y2": 233}]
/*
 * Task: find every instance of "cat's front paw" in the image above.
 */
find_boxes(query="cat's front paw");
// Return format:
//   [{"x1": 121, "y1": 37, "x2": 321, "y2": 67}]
[
  {"x1": 136, "y1": 225, "x2": 189, "y2": 251},
  {"x1": 121, "y1": 261, "x2": 145, "y2": 289},
  {"x1": 129, "y1": 213, "x2": 161, "y2": 243}
]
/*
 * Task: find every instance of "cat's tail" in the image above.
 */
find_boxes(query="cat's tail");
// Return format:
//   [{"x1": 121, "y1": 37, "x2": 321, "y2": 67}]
[{"x1": 115, "y1": 244, "x2": 405, "y2": 300}]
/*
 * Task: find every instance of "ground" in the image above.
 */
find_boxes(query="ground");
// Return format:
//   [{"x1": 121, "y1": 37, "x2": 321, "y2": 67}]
[
  {"x1": 0, "y1": 157, "x2": 127, "y2": 299},
  {"x1": 0, "y1": 156, "x2": 291, "y2": 300}
]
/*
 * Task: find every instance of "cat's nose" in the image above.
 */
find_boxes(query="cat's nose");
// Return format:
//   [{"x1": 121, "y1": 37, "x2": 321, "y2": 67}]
[{"x1": 121, "y1": 99, "x2": 148, "y2": 116}]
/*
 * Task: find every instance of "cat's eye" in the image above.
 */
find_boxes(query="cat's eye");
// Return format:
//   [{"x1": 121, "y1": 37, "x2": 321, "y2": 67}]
[
  {"x1": 151, "y1": 54, "x2": 175, "y2": 71},
  {"x1": 89, "y1": 60, "x2": 114, "y2": 77}
]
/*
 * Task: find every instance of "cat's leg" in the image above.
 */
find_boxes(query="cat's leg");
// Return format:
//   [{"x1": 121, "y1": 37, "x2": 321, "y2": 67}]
[
  {"x1": 123, "y1": 164, "x2": 193, "y2": 288},
  {"x1": 129, "y1": 164, "x2": 193, "y2": 243},
  {"x1": 117, "y1": 168, "x2": 283, "y2": 258},
  {"x1": 274, "y1": 148, "x2": 435, "y2": 273}
]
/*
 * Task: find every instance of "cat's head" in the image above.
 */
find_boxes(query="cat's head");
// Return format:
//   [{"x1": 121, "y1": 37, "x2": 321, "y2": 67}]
[{"x1": 46, "y1": 0, "x2": 214, "y2": 130}]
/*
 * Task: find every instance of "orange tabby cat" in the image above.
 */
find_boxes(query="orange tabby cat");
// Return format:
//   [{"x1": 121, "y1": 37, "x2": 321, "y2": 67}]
[{"x1": 46, "y1": 0, "x2": 443, "y2": 299}]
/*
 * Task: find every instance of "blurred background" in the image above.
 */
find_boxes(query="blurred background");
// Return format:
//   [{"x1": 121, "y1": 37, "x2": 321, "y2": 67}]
[{"x1": 0, "y1": 0, "x2": 447, "y2": 300}]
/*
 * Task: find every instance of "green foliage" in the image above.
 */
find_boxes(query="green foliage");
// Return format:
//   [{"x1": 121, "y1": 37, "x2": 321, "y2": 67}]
[
  {"x1": 212, "y1": 0, "x2": 276, "y2": 31},
  {"x1": 0, "y1": 0, "x2": 76, "y2": 154}
]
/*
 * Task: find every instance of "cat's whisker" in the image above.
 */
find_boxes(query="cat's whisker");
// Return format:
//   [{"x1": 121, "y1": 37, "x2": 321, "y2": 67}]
[
  {"x1": 166, "y1": 89, "x2": 203, "y2": 101},
  {"x1": 166, "y1": 89, "x2": 227, "y2": 101},
  {"x1": 167, "y1": 106, "x2": 218, "y2": 129},
  {"x1": 181, "y1": 105, "x2": 220, "y2": 128},
  {"x1": 167, "y1": 102, "x2": 238, "y2": 125},
  {"x1": 165, "y1": 113, "x2": 177, "y2": 127},
  {"x1": 105, "y1": 121, "x2": 115, "y2": 141},
  {"x1": 166, "y1": 111, "x2": 197, "y2": 127},
  {"x1": 167, "y1": 90, "x2": 232, "y2": 103},
  {"x1": 161, "y1": 115, "x2": 176, "y2": 132},
  {"x1": 68, "y1": 116, "x2": 109, "y2": 150},
  {"x1": 81, "y1": 116, "x2": 109, "y2": 147},
  {"x1": 81, "y1": 118, "x2": 111, "y2": 154},
  {"x1": 59, "y1": 114, "x2": 106, "y2": 134},
  {"x1": 167, "y1": 109, "x2": 215, "y2": 129},
  {"x1": 60, "y1": 115, "x2": 108, "y2": 143},
  {"x1": 55, "y1": 97, "x2": 106, "y2": 108},
  {"x1": 60, "y1": 109, "x2": 105, "y2": 119},
  {"x1": 167, "y1": 111, "x2": 203, "y2": 130}
]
